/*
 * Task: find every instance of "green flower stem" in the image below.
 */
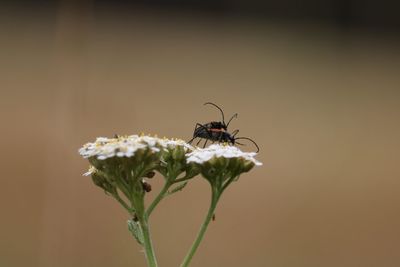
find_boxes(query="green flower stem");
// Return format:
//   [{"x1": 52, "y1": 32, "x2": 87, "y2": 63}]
[
  {"x1": 114, "y1": 177, "x2": 131, "y2": 201},
  {"x1": 146, "y1": 181, "x2": 171, "y2": 217},
  {"x1": 221, "y1": 175, "x2": 238, "y2": 193},
  {"x1": 139, "y1": 216, "x2": 158, "y2": 267},
  {"x1": 180, "y1": 187, "x2": 220, "y2": 267},
  {"x1": 132, "y1": 191, "x2": 158, "y2": 267},
  {"x1": 174, "y1": 175, "x2": 194, "y2": 184}
]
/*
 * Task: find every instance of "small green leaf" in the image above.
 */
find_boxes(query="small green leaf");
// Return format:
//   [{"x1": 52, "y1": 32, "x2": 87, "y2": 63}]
[
  {"x1": 168, "y1": 181, "x2": 188, "y2": 195},
  {"x1": 127, "y1": 219, "x2": 144, "y2": 245}
]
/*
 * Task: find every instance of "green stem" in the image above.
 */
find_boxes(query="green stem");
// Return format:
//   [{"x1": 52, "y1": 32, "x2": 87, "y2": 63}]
[
  {"x1": 180, "y1": 188, "x2": 219, "y2": 267},
  {"x1": 131, "y1": 187, "x2": 158, "y2": 267},
  {"x1": 146, "y1": 181, "x2": 171, "y2": 217},
  {"x1": 139, "y1": 216, "x2": 158, "y2": 267},
  {"x1": 174, "y1": 175, "x2": 193, "y2": 184},
  {"x1": 114, "y1": 178, "x2": 131, "y2": 201},
  {"x1": 221, "y1": 174, "x2": 237, "y2": 193}
]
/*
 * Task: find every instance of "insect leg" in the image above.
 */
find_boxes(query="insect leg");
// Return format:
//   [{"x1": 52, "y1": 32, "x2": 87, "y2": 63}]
[
  {"x1": 196, "y1": 138, "x2": 202, "y2": 146},
  {"x1": 203, "y1": 139, "x2": 208, "y2": 148},
  {"x1": 194, "y1": 123, "x2": 203, "y2": 130},
  {"x1": 191, "y1": 123, "x2": 214, "y2": 147},
  {"x1": 188, "y1": 123, "x2": 207, "y2": 144}
]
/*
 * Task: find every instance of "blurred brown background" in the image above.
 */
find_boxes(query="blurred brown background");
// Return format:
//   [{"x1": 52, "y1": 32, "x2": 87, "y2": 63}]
[{"x1": 1, "y1": 1, "x2": 400, "y2": 267}]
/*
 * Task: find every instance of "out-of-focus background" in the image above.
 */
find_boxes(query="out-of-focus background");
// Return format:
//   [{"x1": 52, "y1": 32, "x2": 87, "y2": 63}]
[{"x1": 1, "y1": 1, "x2": 400, "y2": 267}]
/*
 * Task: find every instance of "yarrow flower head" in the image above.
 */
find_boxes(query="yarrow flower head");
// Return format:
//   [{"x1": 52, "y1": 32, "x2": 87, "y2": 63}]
[
  {"x1": 79, "y1": 134, "x2": 194, "y2": 198},
  {"x1": 186, "y1": 144, "x2": 262, "y2": 185},
  {"x1": 79, "y1": 135, "x2": 163, "y2": 160},
  {"x1": 187, "y1": 144, "x2": 262, "y2": 165}
]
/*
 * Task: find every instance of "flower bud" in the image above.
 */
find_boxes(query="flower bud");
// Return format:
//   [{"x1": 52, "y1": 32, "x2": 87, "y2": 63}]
[
  {"x1": 142, "y1": 180, "x2": 152, "y2": 192},
  {"x1": 145, "y1": 171, "x2": 156, "y2": 178}
]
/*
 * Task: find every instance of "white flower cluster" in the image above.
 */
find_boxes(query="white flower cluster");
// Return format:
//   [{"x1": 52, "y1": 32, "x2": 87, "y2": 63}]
[
  {"x1": 186, "y1": 144, "x2": 262, "y2": 166},
  {"x1": 79, "y1": 135, "x2": 193, "y2": 160},
  {"x1": 158, "y1": 138, "x2": 194, "y2": 151}
]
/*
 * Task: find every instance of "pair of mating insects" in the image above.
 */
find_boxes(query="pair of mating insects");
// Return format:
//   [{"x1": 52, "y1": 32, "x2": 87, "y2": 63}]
[
  {"x1": 133, "y1": 102, "x2": 259, "y2": 221},
  {"x1": 188, "y1": 102, "x2": 259, "y2": 153}
]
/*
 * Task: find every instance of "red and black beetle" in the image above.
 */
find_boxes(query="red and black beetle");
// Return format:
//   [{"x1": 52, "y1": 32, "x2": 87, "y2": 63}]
[{"x1": 188, "y1": 102, "x2": 259, "y2": 152}]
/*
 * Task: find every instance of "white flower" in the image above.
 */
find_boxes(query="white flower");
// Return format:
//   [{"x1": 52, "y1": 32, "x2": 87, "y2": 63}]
[
  {"x1": 186, "y1": 144, "x2": 262, "y2": 166},
  {"x1": 79, "y1": 135, "x2": 157, "y2": 160},
  {"x1": 158, "y1": 138, "x2": 194, "y2": 151},
  {"x1": 78, "y1": 135, "x2": 192, "y2": 160}
]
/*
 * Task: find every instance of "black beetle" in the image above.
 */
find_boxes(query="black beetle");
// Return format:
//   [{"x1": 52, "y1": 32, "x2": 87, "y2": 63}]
[{"x1": 188, "y1": 102, "x2": 259, "y2": 152}]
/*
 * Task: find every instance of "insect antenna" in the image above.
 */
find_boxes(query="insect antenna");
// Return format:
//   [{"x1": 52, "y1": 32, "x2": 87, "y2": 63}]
[
  {"x1": 231, "y1": 129, "x2": 239, "y2": 137},
  {"x1": 234, "y1": 137, "x2": 260, "y2": 153},
  {"x1": 204, "y1": 102, "x2": 225, "y2": 125},
  {"x1": 226, "y1": 113, "x2": 238, "y2": 128}
]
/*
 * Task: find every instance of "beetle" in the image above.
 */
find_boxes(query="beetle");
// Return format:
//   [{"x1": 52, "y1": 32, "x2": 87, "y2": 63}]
[{"x1": 188, "y1": 102, "x2": 259, "y2": 152}]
